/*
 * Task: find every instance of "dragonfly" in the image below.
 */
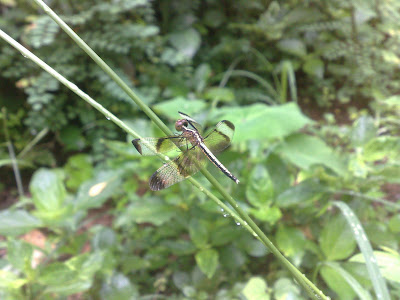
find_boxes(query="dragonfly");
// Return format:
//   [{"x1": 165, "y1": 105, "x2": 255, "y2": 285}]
[{"x1": 132, "y1": 112, "x2": 239, "y2": 191}]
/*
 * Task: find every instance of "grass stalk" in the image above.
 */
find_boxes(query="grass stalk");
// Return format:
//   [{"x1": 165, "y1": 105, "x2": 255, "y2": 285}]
[
  {"x1": 1, "y1": 13, "x2": 328, "y2": 299},
  {"x1": 1, "y1": 107, "x2": 24, "y2": 197}
]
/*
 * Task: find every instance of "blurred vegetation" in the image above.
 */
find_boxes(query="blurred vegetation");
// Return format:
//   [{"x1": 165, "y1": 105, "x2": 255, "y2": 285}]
[{"x1": 0, "y1": 0, "x2": 399, "y2": 299}]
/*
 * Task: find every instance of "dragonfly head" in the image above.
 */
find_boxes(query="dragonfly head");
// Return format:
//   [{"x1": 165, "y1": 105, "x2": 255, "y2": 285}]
[{"x1": 175, "y1": 119, "x2": 188, "y2": 132}]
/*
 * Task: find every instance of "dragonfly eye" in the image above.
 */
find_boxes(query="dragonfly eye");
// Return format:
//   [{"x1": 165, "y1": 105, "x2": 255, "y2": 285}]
[{"x1": 175, "y1": 119, "x2": 188, "y2": 131}]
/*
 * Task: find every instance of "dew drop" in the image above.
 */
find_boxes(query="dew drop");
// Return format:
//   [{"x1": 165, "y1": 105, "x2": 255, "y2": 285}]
[
  {"x1": 106, "y1": 116, "x2": 110, "y2": 120},
  {"x1": 236, "y1": 222, "x2": 241, "y2": 226}
]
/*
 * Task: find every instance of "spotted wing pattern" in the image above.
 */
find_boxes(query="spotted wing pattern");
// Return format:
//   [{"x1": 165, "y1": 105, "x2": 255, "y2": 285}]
[
  {"x1": 203, "y1": 120, "x2": 235, "y2": 154},
  {"x1": 132, "y1": 136, "x2": 186, "y2": 156},
  {"x1": 149, "y1": 147, "x2": 205, "y2": 191}
]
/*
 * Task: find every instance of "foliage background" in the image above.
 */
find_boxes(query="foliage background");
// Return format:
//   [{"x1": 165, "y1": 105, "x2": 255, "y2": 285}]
[{"x1": 0, "y1": 0, "x2": 399, "y2": 299}]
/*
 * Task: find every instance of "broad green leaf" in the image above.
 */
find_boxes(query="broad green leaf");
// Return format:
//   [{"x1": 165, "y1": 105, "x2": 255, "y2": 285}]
[
  {"x1": 242, "y1": 238, "x2": 269, "y2": 257},
  {"x1": 303, "y1": 58, "x2": 324, "y2": 78},
  {"x1": 351, "y1": 115, "x2": 376, "y2": 147},
  {"x1": 162, "y1": 240, "x2": 197, "y2": 256},
  {"x1": 0, "y1": 270, "x2": 27, "y2": 289},
  {"x1": 39, "y1": 252, "x2": 103, "y2": 295},
  {"x1": 277, "y1": 133, "x2": 346, "y2": 175},
  {"x1": 59, "y1": 125, "x2": 86, "y2": 151},
  {"x1": 277, "y1": 39, "x2": 306, "y2": 57},
  {"x1": 7, "y1": 240, "x2": 33, "y2": 272},
  {"x1": 169, "y1": 28, "x2": 201, "y2": 59},
  {"x1": 92, "y1": 227, "x2": 117, "y2": 250},
  {"x1": 276, "y1": 226, "x2": 306, "y2": 262},
  {"x1": 153, "y1": 97, "x2": 207, "y2": 119},
  {"x1": 242, "y1": 277, "x2": 270, "y2": 300},
  {"x1": 273, "y1": 278, "x2": 303, "y2": 300},
  {"x1": 246, "y1": 164, "x2": 274, "y2": 207},
  {"x1": 276, "y1": 178, "x2": 325, "y2": 208},
  {"x1": 0, "y1": 210, "x2": 42, "y2": 236},
  {"x1": 383, "y1": 95, "x2": 400, "y2": 107},
  {"x1": 74, "y1": 170, "x2": 122, "y2": 210},
  {"x1": 116, "y1": 198, "x2": 177, "y2": 226},
  {"x1": 215, "y1": 103, "x2": 312, "y2": 142},
  {"x1": 350, "y1": 250, "x2": 400, "y2": 283},
  {"x1": 319, "y1": 215, "x2": 357, "y2": 261},
  {"x1": 100, "y1": 273, "x2": 139, "y2": 300},
  {"x1": 320, "y1": 264, "x2": 356, "y2": 300},
  {"x1": 249, "y1": 205, "x2": 282, "y2": 224},
  {"x1": 219, "y1": 246, "x2": 246, "y2": 270},
  {"x1": 363, "y1": 136, "x2": 400, "y2": 161},
  {"x1": 204, "y1": 87, "x2": 235, "y2": 102},
  {"x1": 189, "y1": 218, "x2": 209, "y2": 248},
  {"x1": 30, "y1": 168, "x2": 66, "y2": 212},
  {"x1": 210, "y1": 226, "x2": 241, "y2": 247},
  {"x1": 195, "y1": 248, "x2": 219, "y2": 278},
  {"x1": 324, "y1": 262, "x2": 373, "y2": 300},
  {"x1": 266, "y1": 154, "x2": 291, "y2": 196},
  {"x1": 64, "y1": 154, "x2": 93, "y2": 190}
]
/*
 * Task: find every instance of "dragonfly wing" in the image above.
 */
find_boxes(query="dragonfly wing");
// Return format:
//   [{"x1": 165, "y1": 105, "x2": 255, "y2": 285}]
[
  {"x1": 149, "y1": 147, "x2": 205, "y2": 190},
  {"x1": 132, "y1": 136, "x2": 187, "y2": 156},
  {"x1": 203, "y1": 120, "x2": 235, "y2": 154}
]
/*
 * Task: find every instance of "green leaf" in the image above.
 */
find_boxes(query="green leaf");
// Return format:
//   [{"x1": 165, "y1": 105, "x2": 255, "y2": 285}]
[
  {"x1": 266, "y1": 154, "x2": 291, "y2": 196},
  {"x1": 276, "y1": 178, "x2": 325, "y2": 208},
  {"x1": 0, "y1": 270, "x2": 27, "y2": 289},
  {"x1": 204, "y1": 87, "x2": 235, "y2": 102},
  {"x1": 169, "y1": 28, "x2": 201, "y2": 59},
  {"x1": 333, "y1": 202, "x2": 391, "y2": 299},
  {"x1": 210, "y1": 226, "x2": 241, "y2": 247},
  {"x1": 0, "y1": 210, "x2": 42, "y2": 236},
  {"x1": 323, "y1": 262, "x2": 373, "y2": 300},
  {"x1": 320, "y1": 264, "x2": 356, "y2": 300},
  {"x1": 215, "y1": 103, "x2": 312, "y2": 142},
  {"x1": 100, "y1": 273, "x2": 138, "y2": 300},
  {"x1": 249, "y1": 205, "x2": 282, "y2": 224},
  {"x1": 277, "y1": 133, "x2": 346, "y2": 175},
  {"x1": 153, "y1": 97, "x2": 207, "y2": 119},
  {"x1": 303, "y1": 58, "x2": 324, "y2": 78},
  {"x1": 363, "y1": 136, "x2": 400, "y2": 161},
  {"x1": 7, "y1": 240, "x2": 33, "y2": 272},
  {"x1": 195, "y1": 248, "x2": 219, "y2": 278},
  {"x1": 273, "y1": 278, "x2": 302, "y2": 299},
  {"x1": 59, "y1": 125, "x2": 86, "y2": 151},
  {"x1": 276, "y1": 226, "x2": 306, "y2": 262},
  {"x1": 64, "y1": 154, "x2": 93, "y2": 190},
  {"x1": 30, "y1": 168, "x2": 66, "y2": 212},
  {"x1": 246, "y1": 164, "x2": 274, "y2": 207},
  {"x1": 319, "y1": 215, "x2": 357, "y2": 261},
  {"x1": 383, "y1": 95, "x2": 400, "y2": 108},
  {"x1": 116, "y1": 198, "x2": 177, "y2": 226},
  {"x1": 39, "y1": 252, "x2": 103, "y2": 296},
  {"x1": 350, "y1": 250, "x2": 400, "y2": 283},
  {"x1": 242, "y1": 277, "x2": 270, "y2": 300},
  {"x1": 189, "y1": 219, "x2": 209, "y2": 248},
  {"x1": 351, "y1": 115, "x2": 376, "y2": 147},
  {"x1": 74, "y1": 170, "x2": 122, "y2": 210},
  {"x1": 277, "y1": 39, "x2": 306, "y2": 57},
  {"x1": 388, "y1": 215, "x2": 400, "y2": 233}
]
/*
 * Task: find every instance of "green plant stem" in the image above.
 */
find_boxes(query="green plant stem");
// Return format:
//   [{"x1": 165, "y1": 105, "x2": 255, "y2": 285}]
[
  {"x1": 0, "y1": 23, "x2": 328, "y2": 300},
  {"x1": 1, "y1": 107, "x2": 24, "y2": 197},
  {"x1": 0, "y1": 29, "x2": 248, "y2": 239},
  {"x1": 18, "y1": 127, "x2": 49, "y2": 158}
]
